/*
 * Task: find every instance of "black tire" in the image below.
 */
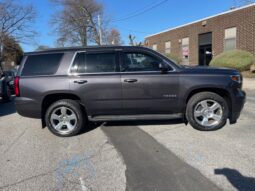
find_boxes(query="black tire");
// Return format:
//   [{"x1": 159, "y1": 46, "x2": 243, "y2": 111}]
[
  {"x1": 3, "y1": 85, "x2": 12, "y2": 102},
  {"x1": 45, "y1": 99, "x2": 84, "y2": 137},
  {"x1": 186, "y1": 92, "x2": 229, "y2": 131}
]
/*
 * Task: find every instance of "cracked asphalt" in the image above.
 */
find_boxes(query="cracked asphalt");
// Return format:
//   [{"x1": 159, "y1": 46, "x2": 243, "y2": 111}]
[{"x1": 0, "y1": 90, "x2": 254, "y2": 191}]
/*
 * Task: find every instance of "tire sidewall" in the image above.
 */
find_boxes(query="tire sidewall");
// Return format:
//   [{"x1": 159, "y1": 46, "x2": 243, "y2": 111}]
[
  {"x1": 186, "y1": 92, "x2": 229, "y2": 131},
  {"x1": 45, "y1": 100, "x2": 83, "y2": 137}
]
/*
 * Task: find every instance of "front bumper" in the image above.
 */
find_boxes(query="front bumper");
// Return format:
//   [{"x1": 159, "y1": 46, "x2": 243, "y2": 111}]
[{"x1": 229, "y1": 90, "x2": 246, "y2": 124}]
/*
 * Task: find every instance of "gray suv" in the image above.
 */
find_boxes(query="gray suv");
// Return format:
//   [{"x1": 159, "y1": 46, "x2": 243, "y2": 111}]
[{"x1": 15, "y1": 46, "x2": 245, "y2": 137}]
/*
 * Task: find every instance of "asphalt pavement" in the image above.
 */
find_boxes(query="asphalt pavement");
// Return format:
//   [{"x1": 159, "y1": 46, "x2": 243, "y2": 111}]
[
  {"x1": 139, "y1": 90, "x2": 255, "y2": 191},
  {"x1": 0, "y1": 107, "x2": 126, "y2": 191},
  {"x1": 0, "y1": 90, "x2": 255, "y2": 191},
  {"x1": 102, "y1": 124, "x2": 220, "y2": 191}
]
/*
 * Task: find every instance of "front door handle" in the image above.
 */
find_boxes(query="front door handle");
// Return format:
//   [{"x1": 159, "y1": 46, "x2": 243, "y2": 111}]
[
  {"x1": 124, "y1": 79, "x2": 138, "y2": 83},
  {"x1": 74, "y1": 80, "x2": 88, "y2": 84}
]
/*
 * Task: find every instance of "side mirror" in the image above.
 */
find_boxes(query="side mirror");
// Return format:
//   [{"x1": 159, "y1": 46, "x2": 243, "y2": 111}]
[{"x1": 159, "y1": 63, "x2": 169, "y2": 72}]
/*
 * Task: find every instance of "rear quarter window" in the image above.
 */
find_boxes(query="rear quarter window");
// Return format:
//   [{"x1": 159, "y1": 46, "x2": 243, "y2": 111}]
[{"x1": 21, "y1": 53, "x2": 63, "y2": 76}]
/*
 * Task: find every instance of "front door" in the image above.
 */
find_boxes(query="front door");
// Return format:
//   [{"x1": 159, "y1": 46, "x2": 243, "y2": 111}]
[
  {"x1": 198, "y1": 32, "x2": 212, "y2": 66},
  {"x1": 120, "y1": 51, "x2": 179, "y2": 115},
  {"x1": 199, "y1": 45, "x2": 212, "y2": 66},
  {"x1": 69, "y1": 51, "x2": 122, "y2": 116}
]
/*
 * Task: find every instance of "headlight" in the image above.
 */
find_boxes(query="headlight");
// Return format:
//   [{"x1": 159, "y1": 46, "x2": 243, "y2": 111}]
[{"x1": 231, "y1": 75, "x2": 241, "y2": 83}]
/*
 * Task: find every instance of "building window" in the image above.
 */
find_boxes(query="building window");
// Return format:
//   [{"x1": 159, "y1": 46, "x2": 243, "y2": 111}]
[
  {"x1": 224, "y1": 27, "x2": 237, "y2": 51},
  {"x1": 165, "y1": 41, "x2": 171, "y2": 54},
  {"x1": 152, "y1": 44, "x2": 157, "y2": 51},
  {"x1": 181, "y1": 37, "x2": 189, "y2": 65}
]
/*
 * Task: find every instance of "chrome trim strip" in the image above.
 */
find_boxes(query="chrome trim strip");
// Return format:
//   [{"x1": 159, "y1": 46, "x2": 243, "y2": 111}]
[{"x1": 69, "y1": 70, "x2": 176, "y2": 76}]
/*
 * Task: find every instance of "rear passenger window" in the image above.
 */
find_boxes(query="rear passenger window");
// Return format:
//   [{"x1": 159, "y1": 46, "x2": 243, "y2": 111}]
[
  {"x1": 22, "y1": 53, "x2": 63, "y2": 76},
  {"x1": 70, "y1": 52, "x2": 117, "y2": 74}
]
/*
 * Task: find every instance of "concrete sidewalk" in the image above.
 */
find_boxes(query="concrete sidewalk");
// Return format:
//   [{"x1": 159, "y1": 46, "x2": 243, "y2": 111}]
[{"x1": 243, "y1": 78, "x2": 255, "y2": 91}]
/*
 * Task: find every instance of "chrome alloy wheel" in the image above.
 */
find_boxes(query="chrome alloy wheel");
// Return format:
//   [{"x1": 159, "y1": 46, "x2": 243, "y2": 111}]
[
  {"x1": 194, "y1": 100, "x2": 223, "y2": 128},
  {"x1": 50, "y1": 106, "x2": 78, "y2": 135}
]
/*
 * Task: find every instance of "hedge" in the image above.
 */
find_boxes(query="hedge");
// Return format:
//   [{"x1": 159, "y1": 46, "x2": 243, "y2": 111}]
[
  {"x1": 210, "y1": 50, "x2": 254, "y2": 72},
  {"x1": 164, "y1": 53, "x2": 182, "y2": 64}
]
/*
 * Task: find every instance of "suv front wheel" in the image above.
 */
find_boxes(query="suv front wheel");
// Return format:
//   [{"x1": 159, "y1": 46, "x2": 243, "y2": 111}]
[
  {"x1": 186, "y1": 92, "x2": 229, "y2": 131},
  {"x1": 45, "y1": 99, "x2": 84, "y2": 137}
]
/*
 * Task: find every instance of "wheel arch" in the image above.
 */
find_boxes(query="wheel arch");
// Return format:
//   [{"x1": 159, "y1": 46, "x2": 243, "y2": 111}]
[
  {"x1": 41, "y1": 93, "x2": 86, "y2": 128},
  {"x1": 184, "y1": 87, "x2": 232, "y2": 118}
]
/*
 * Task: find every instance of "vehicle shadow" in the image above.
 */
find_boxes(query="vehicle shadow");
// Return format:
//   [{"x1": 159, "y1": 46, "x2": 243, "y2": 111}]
[
  {"x1": 76, "y1": 121, "x2": 97, "y2": 135},
  {"x1": 0, "y1": 99, "x2": 16, "y2": 117},
  {"x1": 215, "y1": 168, "x2": 255, "y2": 191},
  {"x1": 79, "y1": 118, "x2": 184, "y2": 135},
  {"x1": 104, "y1": 118, "x2": 184, "y2": 127}
]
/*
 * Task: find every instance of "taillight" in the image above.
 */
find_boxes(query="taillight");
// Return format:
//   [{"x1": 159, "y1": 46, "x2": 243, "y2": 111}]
[{"x1": 14, "y1": 76, "x2": 20, "y2": 97}]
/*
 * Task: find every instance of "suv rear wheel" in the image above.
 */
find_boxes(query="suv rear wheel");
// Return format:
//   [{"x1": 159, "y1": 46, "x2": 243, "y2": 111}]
[
  {"x1": 186, "y1": 92, "x2": 229, "y2": 131},
  {"x1": 45, "y1": 99, "x2": 84, "y2": 137}
]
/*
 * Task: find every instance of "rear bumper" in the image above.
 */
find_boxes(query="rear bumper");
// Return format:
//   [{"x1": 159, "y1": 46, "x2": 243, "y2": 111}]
[
  {"x1": 229, "y1": 90, "x2": 246, "y2": 124},
  {"x1": 15, "y1": 97, "x2": 41, "y2": 118}
]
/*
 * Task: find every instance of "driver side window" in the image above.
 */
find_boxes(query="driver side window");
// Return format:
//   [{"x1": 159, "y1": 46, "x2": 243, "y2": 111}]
[{"x1": 121, "y1": 52, "x2": 161, "y2": 72}]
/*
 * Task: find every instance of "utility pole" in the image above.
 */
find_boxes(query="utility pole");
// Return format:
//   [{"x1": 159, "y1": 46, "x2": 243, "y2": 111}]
[{"x1": 98, "y1": 15, "x2": 103, "y2": 45}]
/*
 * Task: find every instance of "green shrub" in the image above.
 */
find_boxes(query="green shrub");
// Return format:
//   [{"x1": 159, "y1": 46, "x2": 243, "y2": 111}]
[
  {"x1": 210, "y1": 50, "x2": 254, "y2": 72},
  {"x1": 165, "y1": 53, "x2": 182, "y2": 64}
]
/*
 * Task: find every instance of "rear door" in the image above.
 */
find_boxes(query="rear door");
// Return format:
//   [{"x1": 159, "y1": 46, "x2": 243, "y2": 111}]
[
  {"x1": 120, "y1": 50, "x2": 180, "y2": 115},
  {"x1": 69, "y1": 50, "x2": 122, "y2": 116}
]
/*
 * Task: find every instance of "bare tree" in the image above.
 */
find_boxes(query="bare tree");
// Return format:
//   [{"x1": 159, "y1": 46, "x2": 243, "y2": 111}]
[
  {"x1": 0, "y1": 0, "x2": 36, "y2": 69},
  {"x1": 1, "y1": 35, "x2": 23, "y2": 70},
  {"x1": 128, "y1": 34, "x2": 136, "y2": 46},
  {"x1": 51, "y1": 0, "x2": 108, "y2": 47},
  {"x1": 106, "y1": 29, "x2": 123, "y2": 45}
]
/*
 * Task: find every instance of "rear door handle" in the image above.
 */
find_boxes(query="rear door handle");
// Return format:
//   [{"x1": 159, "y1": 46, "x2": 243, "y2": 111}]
[
  {"x1": 74, "y1": 80, "x2": 87, "y2": 84},
  {"x1": 124, "y1": 79, "x2": 138, "y2": 83}
]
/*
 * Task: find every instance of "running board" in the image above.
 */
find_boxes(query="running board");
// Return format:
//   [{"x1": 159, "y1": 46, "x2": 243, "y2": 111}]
[{"x1": 88, "y1": 113, "x2": 183, "y2": 122}]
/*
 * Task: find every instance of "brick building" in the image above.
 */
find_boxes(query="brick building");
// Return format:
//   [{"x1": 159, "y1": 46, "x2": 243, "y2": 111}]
[{"x1": 145, "y1": 4, "x2": 255, "y2": 66}]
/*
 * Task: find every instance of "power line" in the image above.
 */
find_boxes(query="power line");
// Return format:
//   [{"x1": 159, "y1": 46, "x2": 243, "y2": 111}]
[
  {"x1": 113, "y1": 0, "x2": 168, "y2": 22},
  {"x1": 112, "y1": 0, "x2": 169, "y2": 22},
  {"x1": 116, "y1": 26, "x2": 152, "y2": 35},
  {"x1": 113, "y1": 0, "x2": 160, "y2": 20}
]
